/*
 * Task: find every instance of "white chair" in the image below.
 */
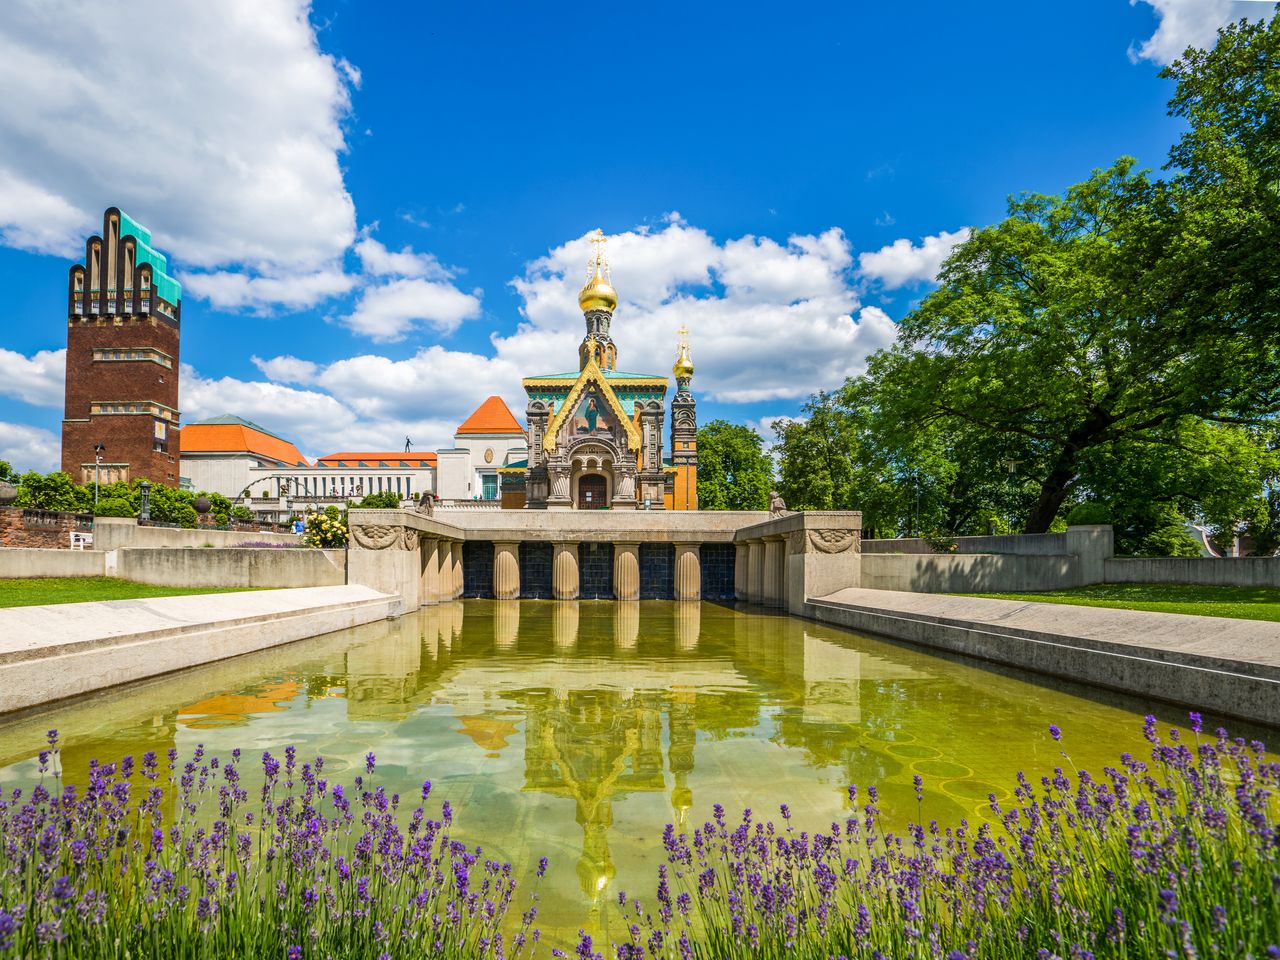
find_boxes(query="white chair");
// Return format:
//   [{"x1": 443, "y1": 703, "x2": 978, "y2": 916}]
[{"x1": 70, "y1": 531, "x2": 93, "y2": 550}]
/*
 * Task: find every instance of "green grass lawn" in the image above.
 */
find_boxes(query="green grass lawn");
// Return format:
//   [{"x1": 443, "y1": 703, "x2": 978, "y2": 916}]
[
  {"x1": 960, "y1": 582, "x2": 1280, "y2": 622},
  {"x1": 0, "y1": 578, "x2": 258, "y2": 609}
]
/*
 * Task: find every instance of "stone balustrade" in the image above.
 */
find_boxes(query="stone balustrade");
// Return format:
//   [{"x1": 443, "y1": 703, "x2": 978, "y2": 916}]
[{"x1": 345, "y1": 507, "x2": 861, "y2": 615}]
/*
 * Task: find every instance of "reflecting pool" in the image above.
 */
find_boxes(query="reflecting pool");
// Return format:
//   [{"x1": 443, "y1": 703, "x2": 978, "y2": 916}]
[{"x1": 0, "y1": 600, "x2": 1264, "y2": 943}]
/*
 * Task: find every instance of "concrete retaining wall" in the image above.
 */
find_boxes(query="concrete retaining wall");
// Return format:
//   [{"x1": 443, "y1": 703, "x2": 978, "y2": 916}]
[
  {"x1": 863, "y1": 532, "x2": 1069, "y2": 555},
  {"x1": 93, "y1": 518, "x2": 301, "y2": 551},
  {"x1": 0, "y1": 586, "x2": 395, "y2": 715},
  {"x1": 1106, "y1": 556, "x2": 1280, "y2": 587},
  {"x1": 0, "y1": 548, "x2": 107, "y2": 579},
  {"x1": 861, "y1": 553, "x2": 1081, "y2": 593},
  {"x1": 805, "y1": 589, "x2": 1280, "y2": 727},
  {"x1": 116, "y1": 548, "x2": 345, "y2": 588}
]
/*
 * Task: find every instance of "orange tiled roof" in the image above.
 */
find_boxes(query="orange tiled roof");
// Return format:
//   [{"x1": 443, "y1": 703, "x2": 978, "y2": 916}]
[
  {"x1": 182, "y1": 421, "x2": 309, "y2": 467},
  {"x1": 315, "y1": 452, "x2": 438, "y2": 468},
  {"x1": 456, "y1": 396, "x2": 525, "y2": 435}
]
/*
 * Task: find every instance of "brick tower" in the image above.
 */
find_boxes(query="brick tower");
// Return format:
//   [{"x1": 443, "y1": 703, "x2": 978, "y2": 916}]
[{"x1": 61, "y1": 208, "x2": 182, "y2": 486}]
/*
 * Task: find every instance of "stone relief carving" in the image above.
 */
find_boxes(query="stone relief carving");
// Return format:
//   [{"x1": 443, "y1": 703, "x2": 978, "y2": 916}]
[
  {"x1": 806, "y1": 528, "x2": 858, "y2": 554},
  {"x1": 350, "y1": 524, "x2": 404, "y2": 551}
]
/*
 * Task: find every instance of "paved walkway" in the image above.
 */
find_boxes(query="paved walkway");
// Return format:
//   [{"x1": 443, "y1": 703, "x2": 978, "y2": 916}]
[
  {"x1": 808, "y1": 588, "x2": 1280, "y2": 725},
  {"x1": 0, "y1": 586, "x2": 395, "y2": 714}
]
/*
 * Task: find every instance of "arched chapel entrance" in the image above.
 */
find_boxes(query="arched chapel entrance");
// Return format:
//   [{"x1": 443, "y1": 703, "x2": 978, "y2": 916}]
[{"x1": 577, "y1": 474, "x2": 608, "y2": 509}]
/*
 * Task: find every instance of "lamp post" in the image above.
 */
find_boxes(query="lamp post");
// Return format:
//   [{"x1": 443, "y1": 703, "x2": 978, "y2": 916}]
[
  {"x1": 93, "y1": 443, "x2": 106, "y2": 507},
  {"x1": 138, "y1": 480, "x2": 151, "y2": 524}
]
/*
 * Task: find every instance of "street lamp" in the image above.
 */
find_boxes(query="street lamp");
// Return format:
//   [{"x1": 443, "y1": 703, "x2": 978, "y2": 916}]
[
  {"x1": 93, "y1": 443, "x2": 106, "y2": 507},
  {"x1": 138, "y1": 480, "x2": 151, "y2": 523}
]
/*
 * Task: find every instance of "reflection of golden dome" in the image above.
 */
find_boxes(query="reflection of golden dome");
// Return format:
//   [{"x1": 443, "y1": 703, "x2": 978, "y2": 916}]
[
  {"x1": 673, "y1": 343, "x2": 694, "y2": 380},
  {"x1": 579, "y1": 261, "x2": 617, "y2": 314}
]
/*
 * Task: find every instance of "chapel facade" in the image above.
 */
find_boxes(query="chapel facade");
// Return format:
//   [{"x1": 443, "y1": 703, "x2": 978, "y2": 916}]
[{"x1": 515, "y1": 230, "x2": 698, "y2": 510}]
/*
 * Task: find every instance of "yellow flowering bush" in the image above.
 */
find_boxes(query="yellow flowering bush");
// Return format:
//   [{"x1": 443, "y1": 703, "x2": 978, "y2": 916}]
[{"x1": 300, "y1": 508, "x2": 348, "y2": 548}]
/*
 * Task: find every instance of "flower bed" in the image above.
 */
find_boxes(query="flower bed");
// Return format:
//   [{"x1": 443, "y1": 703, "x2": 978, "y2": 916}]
[{"x1": 0, "y1": 717, "x2": 1274, "y2": 958}]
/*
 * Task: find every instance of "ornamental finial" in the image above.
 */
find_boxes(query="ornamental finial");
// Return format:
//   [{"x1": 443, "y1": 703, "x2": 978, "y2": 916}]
[
  {"x1": 673, "y1": 324, "x2": 694, "y2": 381},
  {"x1": 578, "y1": 228, "x2": 618, "y2": 314}
]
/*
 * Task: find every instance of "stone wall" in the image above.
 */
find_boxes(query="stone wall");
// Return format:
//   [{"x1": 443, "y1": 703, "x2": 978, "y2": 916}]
[
  {"x1": 116, "y1": 548, "x2": 346, "y2": 588},
  {"x1": 862, "y1": 532, "x2": 1069, "y2": 555},
  {"x1": 0, "y1": 507, "x2": 93, "y2": 549},
  {"x1": 1106, "y1": 556, "x2": 1280, "y2": 587},
  {"x1": 861, "y1": 553, "x2": 1081, "y2": 593},
  {"x1": 93, "y1": 518, "x2": 301, "y2": 551},
  {"x1": 0, "y1": 548, "x2": 107, "y2": 579}
]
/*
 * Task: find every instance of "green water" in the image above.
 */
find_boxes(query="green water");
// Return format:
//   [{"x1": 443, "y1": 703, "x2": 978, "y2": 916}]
[{"x1": 0, "y1": 600, "x2": 1259, "y2": 943}]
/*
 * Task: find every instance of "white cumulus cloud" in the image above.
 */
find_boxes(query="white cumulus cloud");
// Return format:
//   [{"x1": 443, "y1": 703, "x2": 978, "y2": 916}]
[
  {"x1": 188, "y1": 217, "x2": 903, "y2": 454},
  {"x1": 0, "y1": 347, "x2": 65, "y2": 408},
  {"x1": 355, "y1": 237, "x2": 453, "y2": 280},
  {"x1": 0, "y1": 0, "x2": 358, "y2": 301},
  {"x1": 0, "y1": 421, "x2": 60, "y2": 473},
  {"x1": 342, "y1": 278, "x2": 483, "y2": 342},
  {"x1": 1130, "y1": 0, "x2": 1270, "y2": 65},
  {"x1": 857, "y1": 229, "x2": 971, "y2": 290}
]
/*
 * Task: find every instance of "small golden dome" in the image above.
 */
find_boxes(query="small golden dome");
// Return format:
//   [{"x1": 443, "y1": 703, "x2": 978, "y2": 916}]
[
  {"x1": 673, "y1": 343, "x2": 694, "y2": 380},
  {"x1": 579, "y1": 262, "x2": 617, "y2": 314}
]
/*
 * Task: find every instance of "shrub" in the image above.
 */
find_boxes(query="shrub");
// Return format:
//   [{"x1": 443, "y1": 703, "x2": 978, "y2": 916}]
[
  {"x1": 301, "y1": 510, "x2": 347, "y2": 548},
  {"x1": 1065, "y1": 501, "x2": 1112, "y2": 525},
  {"x1": 92, "y1": 497, "x2": 134, "y2": 518},
  {"x1": 357, "y1": 491, "x2": 403, "y2": 509}
]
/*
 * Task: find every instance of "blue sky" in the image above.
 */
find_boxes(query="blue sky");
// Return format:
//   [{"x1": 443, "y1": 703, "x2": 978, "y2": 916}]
[{"x1": 0, "y1": 0, "x2": 1271, "y2": 471}]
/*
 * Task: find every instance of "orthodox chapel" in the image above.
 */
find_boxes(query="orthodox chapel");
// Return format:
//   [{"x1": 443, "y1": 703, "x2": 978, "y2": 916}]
[{"x1": 506, "y1": 230, "x2": 698, "y2": 510}]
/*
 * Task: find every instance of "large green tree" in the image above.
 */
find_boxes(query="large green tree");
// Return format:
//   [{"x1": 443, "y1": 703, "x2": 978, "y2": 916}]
[{"x1": 695, "y1": 420, "x2": 772, "y2": 511}]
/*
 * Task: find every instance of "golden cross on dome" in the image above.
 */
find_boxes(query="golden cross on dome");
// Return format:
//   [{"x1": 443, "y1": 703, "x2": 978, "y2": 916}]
[
  {"x1": 588, "y1": 228, "x2": 610, "y2": 279},
  {"x1": 676, "y1": 323, "x2": 689, "y2": 346}
]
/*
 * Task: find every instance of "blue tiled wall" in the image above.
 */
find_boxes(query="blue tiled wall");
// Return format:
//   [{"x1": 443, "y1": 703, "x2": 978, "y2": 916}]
[
  {"x1": 520, "y1": 541, "x2": 554, "y2": 598},
  {"x1": 699, "y1": 543, "x2": 736, "y2": 600},
  {"x1": 579, "y1": 541, "x2": 614, "y2": 598},
  {"x1": 639, "y1": 542, "x2": 675, "y2": 599},
  {"x1": 462, "y1": 541, "x2": 493, "y2": 598}
]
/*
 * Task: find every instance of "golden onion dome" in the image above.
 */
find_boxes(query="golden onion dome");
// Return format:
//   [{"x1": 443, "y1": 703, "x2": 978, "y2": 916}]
[
  {"x1": 578, "y1": 261, "x2": 618, "y2": 314},
  {"x1": 673, "y1": 343, "x2": 694, "y2": 380}
]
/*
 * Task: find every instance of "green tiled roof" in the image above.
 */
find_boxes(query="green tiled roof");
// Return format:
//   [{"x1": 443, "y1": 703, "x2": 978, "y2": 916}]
[{"x1": 119, "y1": 211, "x2": 182, "y2": 305}]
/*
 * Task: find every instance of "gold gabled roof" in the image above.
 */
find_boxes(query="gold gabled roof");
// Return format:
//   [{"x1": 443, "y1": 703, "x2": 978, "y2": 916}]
[{"x1": 543, "y1": 351, "x2": 642, "y2": 452}]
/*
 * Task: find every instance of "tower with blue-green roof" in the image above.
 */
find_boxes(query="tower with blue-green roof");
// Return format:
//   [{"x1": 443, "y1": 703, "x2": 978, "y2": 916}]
[{"x1": 62, "y1": 208, "x2": 183, "y2": 486}]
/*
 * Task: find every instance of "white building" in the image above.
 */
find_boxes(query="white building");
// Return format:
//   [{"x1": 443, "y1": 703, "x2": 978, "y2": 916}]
[{"x1": 178, "y1": 396, "x2": 527, "y2": 521}]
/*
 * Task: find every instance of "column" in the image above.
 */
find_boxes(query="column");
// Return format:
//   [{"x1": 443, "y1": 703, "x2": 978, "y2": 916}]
[
  {"x1": 613, "y1": 542, "x2": 640, "y2": 601},
  {"x1": 553, "y1": 541, "x2": 580, "y2": 600},
  {"x1": 421, "y1": 538, "x2": 441, "y2": 604},
  {"x1": 734, "y1": 542, "x2": 749, "y2": 601},
  {"x1": 674, "y1": 600, "x2": 701, "y2": 650},
  {"x1": 450, "y1": 541, "x2": 464, "y2": 598},
  {"x1": 436, "y1": 539, "x2": 452, "y2": 601},
  {"x1": 493, "y1": 541, "x2": 520, "y2": 600},
  {"x1": 553, "y1": 600, "x2": 580, "y2": 648},
  {"x1": 674, "y1": 543, "x2": 701, "y2": 601},
  {"x1": 747, "y1": 539, "x2": 765, "y2": 604},
  {"x1": 763, "y1": 536, "x2": 785, "y2": 608}
]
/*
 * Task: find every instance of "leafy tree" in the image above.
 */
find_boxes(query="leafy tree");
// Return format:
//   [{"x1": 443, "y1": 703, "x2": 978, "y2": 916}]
[
  {"x1": 695, "y1": 420, "x2": 772, "y2": 511},
  {"x1": 15, "y1": 472, "x2": 90, "y2": 512},
  {"x1": 230, "y1": 505, "x2": 255, "y2": 523},
  {"x1": 0, "y1": 461, "x2": 15, "y2": 483},
  {"x1": 147, "y1": 484, "x2": 198, "y2": 528}
]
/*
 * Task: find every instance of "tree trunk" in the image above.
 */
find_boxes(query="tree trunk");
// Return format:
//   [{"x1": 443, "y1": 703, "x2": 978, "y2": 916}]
[{"x1": 1026, "y1": 451, "x2": 1078, "y2": 533}]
